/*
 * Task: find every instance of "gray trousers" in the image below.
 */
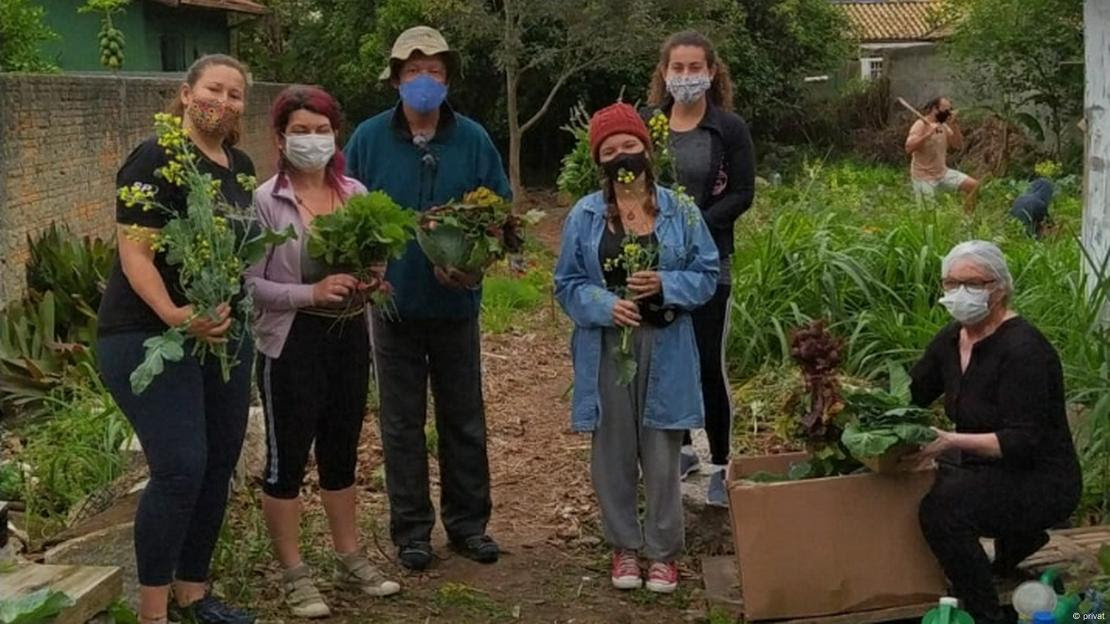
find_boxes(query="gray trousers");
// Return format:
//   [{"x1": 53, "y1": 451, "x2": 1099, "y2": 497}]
[{"x1": 591, "y1": 327, "x2": 685, "y2": 562}]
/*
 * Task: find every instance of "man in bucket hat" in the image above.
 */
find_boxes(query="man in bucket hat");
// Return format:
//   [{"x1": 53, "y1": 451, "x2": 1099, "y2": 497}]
[{"x1": 345, "y1": 26, "x2": 510, "y2": 571}]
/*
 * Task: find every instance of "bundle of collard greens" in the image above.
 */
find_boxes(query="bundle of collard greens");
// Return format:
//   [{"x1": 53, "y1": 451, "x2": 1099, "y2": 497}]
[{"x1": 840, "y1": 362, "x2": 937, "y2": 463}]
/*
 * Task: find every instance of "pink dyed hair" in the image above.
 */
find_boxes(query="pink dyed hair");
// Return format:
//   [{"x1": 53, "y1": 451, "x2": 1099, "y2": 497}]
[{"x1": 270, "y1": 84, "x2": 349, "y2": 196}]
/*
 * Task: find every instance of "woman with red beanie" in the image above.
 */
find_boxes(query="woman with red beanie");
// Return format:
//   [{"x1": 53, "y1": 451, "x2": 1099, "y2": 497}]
[{"x1": 553, "y1": 102, "x2": 719, "y2": 593}]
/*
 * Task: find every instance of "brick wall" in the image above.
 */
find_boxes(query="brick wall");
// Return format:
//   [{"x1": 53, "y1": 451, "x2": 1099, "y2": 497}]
[{"x1": 0, "y1": 74, "x2": 286, "y2": 304}]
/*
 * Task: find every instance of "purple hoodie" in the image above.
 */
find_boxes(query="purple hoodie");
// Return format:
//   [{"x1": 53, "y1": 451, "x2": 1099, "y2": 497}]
[{"x1": 246, "y1": 173, "x2": 369, "y2": 358}]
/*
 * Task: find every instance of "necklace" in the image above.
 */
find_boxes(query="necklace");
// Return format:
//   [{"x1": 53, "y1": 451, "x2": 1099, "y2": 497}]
[{"x1": 293, "y1": 185, "x2": 338, "y2": 220}]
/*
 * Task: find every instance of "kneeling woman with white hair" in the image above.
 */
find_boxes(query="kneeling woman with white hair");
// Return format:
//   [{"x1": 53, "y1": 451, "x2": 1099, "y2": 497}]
[{"x1": 904, "y1": 240, "x2": 1081, "y2": 624}]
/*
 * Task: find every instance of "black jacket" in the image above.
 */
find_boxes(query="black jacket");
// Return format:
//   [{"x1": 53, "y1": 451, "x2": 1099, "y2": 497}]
[{"x1": 641, "y1": 100, "x2": 756, "y2": 257}]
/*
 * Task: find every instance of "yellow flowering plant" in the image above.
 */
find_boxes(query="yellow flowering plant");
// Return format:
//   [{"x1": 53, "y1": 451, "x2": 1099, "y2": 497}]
[
  {"x1": 557, "y1": 104, "x2": 691, "y2": 207},
  {"x1": 602, "y1": 235, "x2": 659, "y2": 386},
  {"x1": 118, "y1": 113, "x2": 294, "y2": 394}
]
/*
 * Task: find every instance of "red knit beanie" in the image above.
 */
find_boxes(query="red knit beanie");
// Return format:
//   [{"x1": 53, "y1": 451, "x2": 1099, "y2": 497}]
[{"x1": 588, "y1": 102, "x2": 652, "y2": 162}]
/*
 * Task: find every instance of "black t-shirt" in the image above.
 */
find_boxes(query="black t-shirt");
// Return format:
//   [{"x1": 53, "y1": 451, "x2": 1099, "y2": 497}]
[
  {"x1": 97, "y1": 137, "x2": 256, "y2": 335},
  {"x1": 909, "y1": 317, "x2": 1081, "y2": 485},
  {"x1": 598, "y1": 221, "x2": 675, "y2": 327}
]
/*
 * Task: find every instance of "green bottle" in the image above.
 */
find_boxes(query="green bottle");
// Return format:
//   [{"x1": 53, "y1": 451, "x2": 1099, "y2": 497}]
[{"x1": 922, "y1": 597, "x2": 976, "y2": 624}]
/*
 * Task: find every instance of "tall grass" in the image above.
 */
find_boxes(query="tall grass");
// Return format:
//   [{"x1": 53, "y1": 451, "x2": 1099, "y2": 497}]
[{"x1": 730, "y1": 159, "x2": 1110, "y2": 519}]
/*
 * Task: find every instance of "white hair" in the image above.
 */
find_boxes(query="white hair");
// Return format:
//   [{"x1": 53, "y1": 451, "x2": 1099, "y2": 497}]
[{"x1": 941, "y1": 240, "x2": 1014, "y2": 297}]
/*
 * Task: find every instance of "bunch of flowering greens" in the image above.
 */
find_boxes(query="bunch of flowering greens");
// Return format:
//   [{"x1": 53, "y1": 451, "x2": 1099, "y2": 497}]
[
  {"x1": 602, "y1": 236, "x2": 659, "y2": 386},
  {"x1": 118, "y1": 113, "x2": 294, "y2": 394}
]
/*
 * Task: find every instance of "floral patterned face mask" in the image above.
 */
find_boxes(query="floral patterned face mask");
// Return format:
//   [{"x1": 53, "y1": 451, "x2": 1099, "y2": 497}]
[{"x1": 187, "y1": 97, "x2": 240, "y2": 137}]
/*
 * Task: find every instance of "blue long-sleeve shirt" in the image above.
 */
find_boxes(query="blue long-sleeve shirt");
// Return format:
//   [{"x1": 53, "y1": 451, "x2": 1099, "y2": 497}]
[{"x1": 345, "y1": 102, "x2": 511, "y2": 320}]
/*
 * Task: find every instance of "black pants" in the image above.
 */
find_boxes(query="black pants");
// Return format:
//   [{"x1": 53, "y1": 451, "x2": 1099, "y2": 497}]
[
  {"x1": 258, "y1": 313, "x2": 370, "y2": 499},
  {"x1": 684, "y1": 283, "x2": 732, "y2": 465},
  {"x1": 98, "y1": 331, "x2": 252, "y2": 586},
  {"x1": 371, "y1": 314, "x2": 491, "y2": 546},
  {"x1": 919, "y1": 461, "x2": 1079, "y2": 623}
]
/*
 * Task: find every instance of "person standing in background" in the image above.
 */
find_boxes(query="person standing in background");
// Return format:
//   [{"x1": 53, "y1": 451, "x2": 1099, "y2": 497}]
[{"x1": 645, "y1": 31, "x2": 756, "y2": 507}]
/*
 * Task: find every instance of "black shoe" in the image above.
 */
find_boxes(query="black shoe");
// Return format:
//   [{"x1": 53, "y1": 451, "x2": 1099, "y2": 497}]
[
  {"x1": 450, "y1": 534, "x2": 500, "y2": 564},
  {"x1": 398, "y1": 540, "x2": 433, "y2": 571},
  {"x1": 169, "y1": 594, "x2": 255, "y2": 624}
]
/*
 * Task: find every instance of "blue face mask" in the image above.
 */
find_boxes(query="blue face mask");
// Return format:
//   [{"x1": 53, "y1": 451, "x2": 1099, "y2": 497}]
[{"x1": 399, "y1": 74, "x2": 448, "y2": 114}]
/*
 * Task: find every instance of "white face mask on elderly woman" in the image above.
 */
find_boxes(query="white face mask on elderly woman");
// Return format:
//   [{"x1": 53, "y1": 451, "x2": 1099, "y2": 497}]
[{"x1": 939, "y1": 285, "x2": 991, "y2": 325}]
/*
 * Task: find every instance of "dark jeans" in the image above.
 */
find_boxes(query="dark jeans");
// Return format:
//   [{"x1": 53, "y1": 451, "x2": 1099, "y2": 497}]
[
  {"x1": 98, "y1": 331, "x2": 253, "y2": 586},
  {"x1": 919, "y1": 461, "x2": 1080, "y2": 623},
  {"x1": 258, "y1": 313, "x2": 369, "y2": 499},
  {"x1": 683, "y1": 283, "x2": 733, "y2": 465},
  {"x1": 371, "y1": 314, "x2": 491, "y2": 546}
]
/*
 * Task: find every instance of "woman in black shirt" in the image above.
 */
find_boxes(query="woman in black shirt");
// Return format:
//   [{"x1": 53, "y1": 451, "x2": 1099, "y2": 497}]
[
  {"x1": 906, "y1": 240, "x2": 1081, "y2": 624},
  {"x1": 644, "y1": 31, "x2": 756, "y2": 507},
  {"x1": 96, "y1": 55, "x2": 257, "y2": 624}
]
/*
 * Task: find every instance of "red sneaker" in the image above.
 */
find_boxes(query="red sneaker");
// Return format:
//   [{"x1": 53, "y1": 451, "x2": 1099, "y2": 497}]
[
  {"x1": 645, "y1": 560, "x2": 678, "y2": 593},
  {"x1": 610, "y1": 550, "x2": 642, "y2": 590}
]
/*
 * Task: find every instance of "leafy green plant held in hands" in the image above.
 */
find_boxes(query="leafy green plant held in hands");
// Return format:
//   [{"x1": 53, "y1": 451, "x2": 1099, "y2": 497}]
[
  {"x1": 603, "y1": 236, "x2": 659, "y2": 386},
  {"x1": 118, "y1": 114, "x2": 294, "y2": 394},
  {"x1": 307, "y1": 191, "x2": 416, "y2": 267},
  {"x1": 306, "y1": 190, "x2": 417, "y2": 314},
  {"x1": 416, "y1": 187, "x2": 543, "y2": 274},
  {"x1": 839, "y1": 362, "x2": 937, "y2": 463}
]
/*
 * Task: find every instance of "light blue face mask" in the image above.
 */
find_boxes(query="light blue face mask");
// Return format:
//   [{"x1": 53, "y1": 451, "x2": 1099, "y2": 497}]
[{"x1": 399, "y1": 74, "x2": 448, "y2": 114}]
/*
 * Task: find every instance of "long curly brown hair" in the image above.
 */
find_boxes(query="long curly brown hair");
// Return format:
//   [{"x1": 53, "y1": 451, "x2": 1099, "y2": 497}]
[{"x1": 647, "y1": 31, "x2": 734, "y2": 112}]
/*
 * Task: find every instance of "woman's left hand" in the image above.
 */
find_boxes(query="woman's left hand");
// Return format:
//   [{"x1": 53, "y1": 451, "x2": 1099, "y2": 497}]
[
  {"x1": 627, "y1": 271, "x2": 662, "y2": 300},
  {"x1": 899, "y1": 427, "x2": 955, "y2": 469}
]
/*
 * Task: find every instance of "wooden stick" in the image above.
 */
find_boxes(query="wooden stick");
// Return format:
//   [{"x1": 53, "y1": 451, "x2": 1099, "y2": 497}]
[{"x1": 897, "y1": 97, "x2": 931, "y2": 123}]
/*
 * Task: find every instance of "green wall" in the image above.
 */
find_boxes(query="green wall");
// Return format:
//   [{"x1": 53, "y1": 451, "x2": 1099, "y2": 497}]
[{"x1": 38, "y1": 0, "x2": 230, "y2": 73}]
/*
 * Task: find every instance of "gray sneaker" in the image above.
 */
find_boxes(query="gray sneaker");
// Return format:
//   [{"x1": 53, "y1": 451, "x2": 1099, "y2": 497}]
[
  {"x1": 282, "y1": 564, "x2": 331, "y2": 619},
  {"x1": 679, "y1": 451, "x2": 701, "y2": 480},
  {"x1": 706, "y1": 470, "x2": 729, "y2": 508}
]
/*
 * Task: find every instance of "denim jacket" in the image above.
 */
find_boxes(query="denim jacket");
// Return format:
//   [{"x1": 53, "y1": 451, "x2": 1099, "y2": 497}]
[{"x1": 553, "y1": 186, "x2": 719, "y2": 432}]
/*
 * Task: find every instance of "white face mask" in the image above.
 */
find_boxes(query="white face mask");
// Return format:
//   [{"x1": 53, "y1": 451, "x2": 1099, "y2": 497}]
[
  {"x1": 283, "y1": 133, "x2": 336, "y2": 172},
  {"x1": 939, "y1": 285, "x2": 992, "y2": 325},
  {"x1": 666, "y1": 74, "x2": 712, "y2": 105}
]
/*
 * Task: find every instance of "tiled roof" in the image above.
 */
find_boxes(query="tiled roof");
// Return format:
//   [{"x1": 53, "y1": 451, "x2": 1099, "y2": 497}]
[
  {"x1": 834, "y1": 0, "x2": 949, "y2": 42},
  {"x1": 149, "y1": 0, "x2": 268, "y2": 15}
]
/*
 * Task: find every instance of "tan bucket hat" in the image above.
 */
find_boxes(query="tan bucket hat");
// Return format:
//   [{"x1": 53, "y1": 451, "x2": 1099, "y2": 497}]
[{"x1": 379, "y1": 26, "x2": 459, "y2": 82}]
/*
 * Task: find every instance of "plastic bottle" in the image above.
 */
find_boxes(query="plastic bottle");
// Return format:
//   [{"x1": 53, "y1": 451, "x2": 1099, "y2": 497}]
[
  {"x1": 921, "y1": 596, "x2": 975, "y2": 624},
  {"x1": 770, "y1": 172, "x2": 782, "y2": 187},
  {"x1": 1014, "y1": 568, "x2": 1082, "y2": 622},
  {"x1": 1014, "y1": 575, "x2": 1059, "y2": 621}
]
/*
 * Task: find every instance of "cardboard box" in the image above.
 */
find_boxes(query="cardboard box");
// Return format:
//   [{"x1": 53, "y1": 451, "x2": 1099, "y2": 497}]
[{"x1": 727, "y1": 452, "x2": 948, "y2": 621}]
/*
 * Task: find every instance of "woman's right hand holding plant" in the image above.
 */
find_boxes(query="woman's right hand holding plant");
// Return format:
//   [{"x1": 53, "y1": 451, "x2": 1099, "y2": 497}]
[{"x1": 612, "y1": 299, "x2": 641, "y2": 327}]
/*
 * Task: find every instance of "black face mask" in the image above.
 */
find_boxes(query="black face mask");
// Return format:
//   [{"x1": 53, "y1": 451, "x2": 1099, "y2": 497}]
[
  {"x1": 601, "y1": 151, "x2": 649, "y2": 182},
  {"x1": 935, "y1": 110, "x2": 951, "y2": 123}
]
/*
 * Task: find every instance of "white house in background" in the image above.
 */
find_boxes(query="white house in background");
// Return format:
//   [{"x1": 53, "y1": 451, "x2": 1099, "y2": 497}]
[{"x1": 832, "y1": 0, "x2": 961, "y2": 110}]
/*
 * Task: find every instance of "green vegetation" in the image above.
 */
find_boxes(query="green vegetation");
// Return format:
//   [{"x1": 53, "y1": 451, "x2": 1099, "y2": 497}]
[
  {"x1": 0, "y1": 0, "x2": 58, "y2": 72},
  {"x1": 728, "y1": 158, "x2": 1109, "y2": 520}
]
